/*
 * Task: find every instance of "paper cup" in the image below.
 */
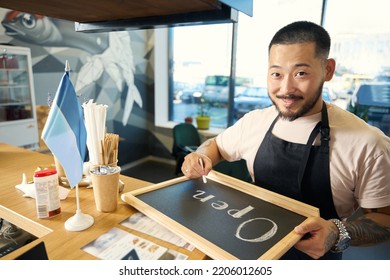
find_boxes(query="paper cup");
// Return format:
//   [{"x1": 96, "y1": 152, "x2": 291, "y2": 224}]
[
  {"x1": 89, "y1": 161, "x2": 118, "y2": 170},
  {"x1": 90, "y1": 165, "x2": 121, "y2": 212}
]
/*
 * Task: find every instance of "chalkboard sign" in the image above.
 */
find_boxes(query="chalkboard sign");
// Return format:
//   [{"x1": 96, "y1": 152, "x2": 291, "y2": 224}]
[{"x1": 122, "y1": 171, "x2": 319, "y2": 260}]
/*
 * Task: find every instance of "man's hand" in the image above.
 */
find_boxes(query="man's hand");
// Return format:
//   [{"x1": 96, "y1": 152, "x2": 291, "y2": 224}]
[
  {"x1": 181, "y1": 137, "x2": 222, "y2": 179},
  {"x1": 294, "y1": 216, "x2": 338, "y2": 259},
  {"x1": 181, "y1": 152, "x2": 212, "y2": 179}
]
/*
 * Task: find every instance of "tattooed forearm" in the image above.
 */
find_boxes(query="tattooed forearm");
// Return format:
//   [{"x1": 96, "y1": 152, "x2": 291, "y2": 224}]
[
  {"x1": 325, "y1": 223, "x2": 339, "y2": 251},
  {"x1": 346, "y1": 215, "x2": 390, "y2": 246}
]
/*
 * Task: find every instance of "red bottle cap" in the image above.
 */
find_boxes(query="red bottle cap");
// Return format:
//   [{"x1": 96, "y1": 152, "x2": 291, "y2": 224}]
[{"x1": 34, "y1": 169, "x2": 57, "y2": 177}]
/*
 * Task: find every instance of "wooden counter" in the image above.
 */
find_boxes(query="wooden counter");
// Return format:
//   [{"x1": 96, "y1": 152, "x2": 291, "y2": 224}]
[{"x1": 0, "y1": 143, "x2": 206, "y2": 260}]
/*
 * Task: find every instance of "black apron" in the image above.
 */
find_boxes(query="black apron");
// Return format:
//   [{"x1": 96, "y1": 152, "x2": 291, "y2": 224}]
[{"x1": 253, "y1": 102, "x2": 341, "y2": 260}]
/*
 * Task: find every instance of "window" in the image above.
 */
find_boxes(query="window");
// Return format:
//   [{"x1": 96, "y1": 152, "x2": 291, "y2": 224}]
[
  {"x1": 170, "y1": 23, "x2": 233, "y2": 128},
  {"x1": 166, "y1": 0, "x2": 323, "y2": 130},
  {"x1": 325, "y1": 0, "x2": 390, "y2": 135},
  {"x1": 156, "y1": 0, "x2": 389, "y2": 136}
]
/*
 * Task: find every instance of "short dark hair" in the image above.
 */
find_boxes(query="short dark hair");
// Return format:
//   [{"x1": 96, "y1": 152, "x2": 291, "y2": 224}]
[{"x1": 268, "y1": 21, "x2": 331, "y2": 59}]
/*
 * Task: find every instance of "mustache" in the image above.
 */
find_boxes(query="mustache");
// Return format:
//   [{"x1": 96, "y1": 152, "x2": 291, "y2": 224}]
[{"x1": 275, "y1": 94, "x2": 303, "y2": 100}]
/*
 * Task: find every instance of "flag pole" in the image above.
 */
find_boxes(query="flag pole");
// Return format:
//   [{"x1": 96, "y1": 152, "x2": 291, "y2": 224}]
[
  {"x1": 64, "y1": 183, "x2": 94, "y2": 231},
  {"x1": 63, "y1": 60, "x2": 94, "y2": 231}
]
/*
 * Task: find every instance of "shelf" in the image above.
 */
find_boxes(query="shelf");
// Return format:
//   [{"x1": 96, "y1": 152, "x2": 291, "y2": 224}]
[
  {"x1": 0, "y1": 84, "x2": 28, "y2": 88},
  {"x1": 0, "y1": 45, "x2": 38, "y2": 149},
  {"x1": 0, "y1": 68, "x2": 27, "y2": 72},
  {"x1": 0, "y1": 101, "x2": 31, "y2": 107}
]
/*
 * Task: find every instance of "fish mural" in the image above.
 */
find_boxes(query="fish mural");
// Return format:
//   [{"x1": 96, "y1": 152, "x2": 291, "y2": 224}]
[
  {"x1": 75, "y1": 31, "x2": 143, "y2": 126},
  {"x1": 1, "y1": 10, "x2": 143, "y2": 125},
  {"x1": 1, "y1": 11, "x2": 109, "y2": 54}
]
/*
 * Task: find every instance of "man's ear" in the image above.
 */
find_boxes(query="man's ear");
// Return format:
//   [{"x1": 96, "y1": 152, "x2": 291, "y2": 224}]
[{"x1": 325, "y1": 58, "x2": 336, "y2": 81}]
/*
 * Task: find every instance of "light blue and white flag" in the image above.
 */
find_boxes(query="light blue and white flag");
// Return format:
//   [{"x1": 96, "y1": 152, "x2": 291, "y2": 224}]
[{"x1": 42, "y1": 70, "x2": 87, "y2": 188}]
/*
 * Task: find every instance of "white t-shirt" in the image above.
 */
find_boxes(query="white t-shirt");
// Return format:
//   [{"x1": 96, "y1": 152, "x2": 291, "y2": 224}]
[{"x1": 216, "y1": 103, "x2": 390, "y2": 219}]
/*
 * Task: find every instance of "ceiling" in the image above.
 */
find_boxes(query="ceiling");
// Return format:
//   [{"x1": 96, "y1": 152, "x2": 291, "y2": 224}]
[
  {"x1": 0, "y1": 0, "x2": 223, "y2": 23},
  {"x1": 0, "y1": 0, "x2": 252, "y2": 32}
]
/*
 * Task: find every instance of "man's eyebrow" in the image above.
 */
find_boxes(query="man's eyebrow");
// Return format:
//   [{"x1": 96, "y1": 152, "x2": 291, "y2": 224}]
[
  {"x1": 295, "y1": 63, "x2": 311, "y2": 68},
  {"x1": 268, "y1": 63, "x2": 311, "y2": 70},
  {"x1": 269, "y1": 64, "x2": 281, "y2": 69}
]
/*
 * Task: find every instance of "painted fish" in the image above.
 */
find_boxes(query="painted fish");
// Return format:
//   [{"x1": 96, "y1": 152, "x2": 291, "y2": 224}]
[
  {"x1": 1, "y1": 11, "x2": 109, "y2": 54},
  {"x1": 1, "y1": 10, "x2": 142, "y2": 125},
  {"x1": 75, "y1": 31, "x2": 143, "y2": 126}
]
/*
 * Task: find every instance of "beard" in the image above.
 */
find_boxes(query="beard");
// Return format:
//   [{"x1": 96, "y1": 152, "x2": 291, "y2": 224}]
[{"x1": 271, "y1": 84, "x2": 323, "y2": 121}]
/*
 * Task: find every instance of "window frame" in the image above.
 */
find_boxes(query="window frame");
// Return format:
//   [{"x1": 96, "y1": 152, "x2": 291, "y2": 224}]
[{"x1": 154, "y1": 28, "x2": 227, "y2": 136}]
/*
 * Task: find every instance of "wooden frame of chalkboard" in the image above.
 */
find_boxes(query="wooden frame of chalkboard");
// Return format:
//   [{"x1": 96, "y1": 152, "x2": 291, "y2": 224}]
[{"x1": 121, "y1": 170, "x2": 319, "y2": 260}]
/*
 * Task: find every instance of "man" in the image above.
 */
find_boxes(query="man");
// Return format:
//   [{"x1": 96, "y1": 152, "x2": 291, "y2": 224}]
[{"x1": 182, "y1": 21, "x2": 390, "y2": 259}]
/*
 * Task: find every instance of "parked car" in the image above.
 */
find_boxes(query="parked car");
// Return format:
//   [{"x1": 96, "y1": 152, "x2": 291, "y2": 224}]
[
  {"x1": 173, "y1": 82, "x2": 203, "y2": 104},
  {"x1": 233, "y1": 86, "x2": 272, "y2": 119},
  {"x1": 174, "y1": 88, "x2": 202, "y2": 104},
  {"x1": 334, "y1": 73, "x2": 373, "y2": 99},
  {"x1": 348, "y1": 82, "x2": 390, "y2": 136},
  {"x1": 203, "y1": 75, "x2": 252, "y2": 106},
  {"x1": 374, "y1": 75, "x2": 390, "y2": 83}
]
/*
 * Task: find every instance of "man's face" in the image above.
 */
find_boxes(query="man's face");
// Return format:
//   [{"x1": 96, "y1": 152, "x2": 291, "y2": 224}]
[{"x1": 267, "y1": 42, "x2": 332, "y2": 121}]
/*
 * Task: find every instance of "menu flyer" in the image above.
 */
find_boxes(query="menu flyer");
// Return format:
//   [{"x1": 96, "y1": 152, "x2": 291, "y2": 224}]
[
  {"x1": 82, "y1": 227, "x2": 188, "y2": 260},
  {"x1": 120, "y1": 212, "x2": 195, "y2": 251}
]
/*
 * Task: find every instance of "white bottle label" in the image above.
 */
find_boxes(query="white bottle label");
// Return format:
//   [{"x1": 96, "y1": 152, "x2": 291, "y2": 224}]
[{"x1": 34, "y1": 172, "x2": 61, "y2": 218}]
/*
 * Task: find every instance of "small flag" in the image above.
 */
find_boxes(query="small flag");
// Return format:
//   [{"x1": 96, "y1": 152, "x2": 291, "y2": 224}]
[{"x1": 42, "y1": 70, "x2": 87, "y2": 188}]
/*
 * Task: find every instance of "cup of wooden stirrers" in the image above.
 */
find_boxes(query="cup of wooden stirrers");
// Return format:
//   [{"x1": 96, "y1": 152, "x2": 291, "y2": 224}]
[{"x1": 100, "y1": 133, "x2": 119, "y2": 166}]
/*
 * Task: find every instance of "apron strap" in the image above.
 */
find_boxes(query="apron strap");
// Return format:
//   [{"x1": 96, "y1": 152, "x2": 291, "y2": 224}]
[
  {"x1": 297, "y1": 102, "x2": 330, "y2": 188},
  {"x1": 297, "y1": 122, "x2": 321, "y2": 188},
  {"x1": 320, "y1": 102, "x2": 330, "y2": 151}
]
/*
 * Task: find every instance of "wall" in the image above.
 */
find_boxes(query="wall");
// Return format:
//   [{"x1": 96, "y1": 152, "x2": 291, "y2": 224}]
[{"x1": 0, "y1": 8, "x2": 174, "y2": 165}]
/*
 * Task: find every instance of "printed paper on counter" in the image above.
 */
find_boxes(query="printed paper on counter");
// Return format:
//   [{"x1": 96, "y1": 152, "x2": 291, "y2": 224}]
[
  {"x1": 82, "y1": 227, "x2": 188, "y2": 260},
  {"x1": 121, "y1": 212, "x2": 195, "y2": 251}
]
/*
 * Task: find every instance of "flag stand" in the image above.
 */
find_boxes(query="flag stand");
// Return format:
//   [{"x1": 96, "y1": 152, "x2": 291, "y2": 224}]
[
  {"x1": 65, "y1": 184, "x2": 94, "y2": 231},
  {"x1": 61, "y1": 60, "x2": 93, "y2": 231}
]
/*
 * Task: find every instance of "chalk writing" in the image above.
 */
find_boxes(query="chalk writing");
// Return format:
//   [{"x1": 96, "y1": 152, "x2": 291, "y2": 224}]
[
  {"x1": 193, "y1": 190, "x2": 277, "y2": 242},
  {"x1": 236, "y1": 218, "x2": 277, "y2": 242}
]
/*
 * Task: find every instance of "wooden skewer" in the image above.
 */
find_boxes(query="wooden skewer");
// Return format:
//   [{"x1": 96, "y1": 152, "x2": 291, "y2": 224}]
[{"x1": 102, "y1": 133, "x2": 119, "y2": 165}]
